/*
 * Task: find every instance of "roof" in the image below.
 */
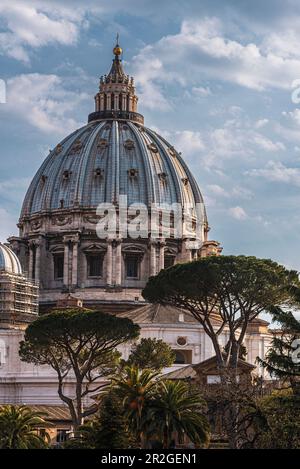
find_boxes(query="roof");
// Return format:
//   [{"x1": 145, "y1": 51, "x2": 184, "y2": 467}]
[
  {"x1": 117, "y1": 303, "x2": 199, "y2": 324},
  {"x1": 193, "y1": 354, "x2": 256, "y2": 371},
  {"x1": 164, "y1": 356, "x2": 256, "y2": 381},
  {"x1": 20, "y1": 121, "x2": 206, "y2": 223},
  {"x1": 0, "y1": 242, "x2": 22, "y2": 275},
  {"x1": 163, "y1": 365, "x2": 198, "y2": 380},
  {"x1": 117, "y1": 304, "x2": 270, "y2": 330},
  {"x1": 12, "y1": 405, "x2": 72, "y2": 422}
]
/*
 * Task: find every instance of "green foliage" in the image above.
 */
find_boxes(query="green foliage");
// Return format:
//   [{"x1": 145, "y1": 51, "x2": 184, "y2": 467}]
[
  {"x1": 126, "y1": 338, "x2": 175, "y2": 370},
  {"x1": 113, "y1": 366, "x2": 159, "y2": 446},
  {"x1": 64, "y1": 390, "x2": 136, "y2": 449},
  {"x1": 143, "y1": 255, "x2": 299, "y2": 308},
  {"x1": 258, "y1": 309, "x2": 300, "y2": 392},
  {"x1": 148, "y1": 380, "x2": 210, "y2": 448},
  {"x1": 0, "y1": 405, "x2": 49, "y2": 449},
  {"x1": 19, "y1": 308, "x2": 140, "y2": 428},
  {"x1": 254, "y1": 391, "x2": 300, "y2": 449},
  {"x1": 112, "y1": 366, "x2": 210, "y2": 448},
  {"x1": 95, "y1": 390, "x2": 137, "y2": 448},
  {"x1": 20, "y1": 308, "x2": 140, "y2": 366},
  {"x1": 143, "y1": 255, "x2": 300, "y2": 369}
]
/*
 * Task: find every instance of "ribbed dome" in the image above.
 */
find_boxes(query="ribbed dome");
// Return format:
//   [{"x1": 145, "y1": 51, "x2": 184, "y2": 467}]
[
  {"x1": 21, "y1": 120, "x2": 206, "y2": 219},
  {"x1": 0, "y1": 243, "x2": 22, "y2": 274}
]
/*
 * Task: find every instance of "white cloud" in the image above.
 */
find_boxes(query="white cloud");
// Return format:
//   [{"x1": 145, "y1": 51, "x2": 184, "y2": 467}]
[
  {"x1": 0, "y1": 207, "x2": 18, "y2": 241},
  {"x1": 229, "y1": 206, "x2": 248, "y2": 220},
  {"x1": 255, "y1": 118, "x2": 269, "y2": 129},
  {"x1": 207, "y1": 184, "x2": 229, "y2": 197},
  {"x1": 171, "y1": 130, "x2": 205, "y2": 153},
  {"x1": 207, "y1": 184, "x2": 252, "y2": 200},
  {"x1": 0, "y1": 2, "x2": 83, "y2": 63},
  {"x1": 231, "y1": 186, "x2": 253, "y2": 200},
  {"x1": 247, "y1": 161, "x2": 300, "y2": 187},
  {"x1": 130, "y1": 16, "x2": 300, "y2": 110},
  {"x1": 5, "y1": 73, "x2": 88, "y2": 134},
  {"x1": 262, "y1": 28, "x2": 300, "y2": 60},
  {"x1": 131, "y1": 54, "x2": 172, "y2": 110},
  {"x1": 192, "y1": 86, "x2": 211, "y2": 97},
  {"x1": 156, "y1": 118, "x2": 285, "y2": 170},
  {"x1": 282, "y1": 109, "x2": 300, "y2": 126},
  {"x1": 0, "y1": 177, "x2": 30, "y2": 202},
  {"x1": 252, "y1": 134, "x2": 285, "y2": 152}
]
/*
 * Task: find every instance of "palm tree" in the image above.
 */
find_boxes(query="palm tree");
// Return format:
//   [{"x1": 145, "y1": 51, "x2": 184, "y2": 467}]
[
  {"x1": 148, "y1": 380, "x2": 210, "y2": 449},
  {"x1": 0, "y1": 405, "x2": 50, "y2": 449},
  {"x1": 113, "y1": 366, "x2": 159, "y2": 447}
]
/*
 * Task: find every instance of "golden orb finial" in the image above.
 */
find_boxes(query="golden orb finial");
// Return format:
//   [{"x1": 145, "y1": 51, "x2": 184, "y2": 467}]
[
  {"x1": 113, "y1": 33, "x2": 122, "y2": 57},
  {"x1": 113, "y1": 45, "x2": 122, "y2": 56}
]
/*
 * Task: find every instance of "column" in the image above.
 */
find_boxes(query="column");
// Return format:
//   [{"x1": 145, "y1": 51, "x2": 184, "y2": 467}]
[
  {"x1": 122, "y1": 93, "x2": 127, "y2": 111},
  {"x1": 129, "y1": 96, "x2": 133, "y2": 112},
  {"x1": 71, "y1": 240, "x2": 79, "y2": 287},
  {"x1": 159, "y1": 240, "x2": 166, "y2": 271},
  {"x1": 106, "y1": 93, "x2": 111, "y2": 110},
  {"x1": 34, "y1": 241, "x2": 41, "y2": 282},
  {"x1": 106, "y1": 240, "x2": 113, "y2": 286},
  {"x1": 100, "y1": 94, "x2": 104, "y2": 111},
  {"x1": 150, "y1": 240, "x2": 157, "y2": 276},
  {"x1": 28, "y1": 245, "x2": 34, "y2": 279},
  {"x1": 95, "y1": 94, "x2": 100, "y2": 112},
  {"x1": 114, "y1": 93, "x2": 119, "y2": 111},
  {"x1": 63, "y1": 240, "x2": 70, "y2": 287},
  {"x1": 133, "y1": 97, "x2": 137, "y2": 112},
  {"x1": 182, "y1": 240, "x2": 193, "y2": 262},
  {"x1": 115, "y1": 239, "x2": 122, "y2": 286}
]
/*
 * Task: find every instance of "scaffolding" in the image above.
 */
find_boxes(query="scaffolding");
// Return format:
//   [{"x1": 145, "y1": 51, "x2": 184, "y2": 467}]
[{"x1": 0, "y1": 271, "x2": 39, "y2": 326}]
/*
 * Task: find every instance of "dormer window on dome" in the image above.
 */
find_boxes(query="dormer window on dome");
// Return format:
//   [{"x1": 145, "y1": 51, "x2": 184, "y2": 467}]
[
  {"x1": 128, "y1": 168, "x2": 138, "y2": 179},
  {"x1": 94, "y1": 168, "x2": 103, "y2": 178},
  {"x1": 147, "y1": 143, "x2": 159, "y2": 153},
  {"x1": 97, "y1": 138, "x2": 108, "y2": 149},
  {"x1": 63, "y1": 170, "x2": 71, "y2": 180},
  {"x1": 124, "y1": 139, "x2": 135, "y2": 150}
]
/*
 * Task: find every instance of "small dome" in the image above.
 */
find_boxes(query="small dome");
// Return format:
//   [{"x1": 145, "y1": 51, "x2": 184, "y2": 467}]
[{"x1": 0, "y1": 243, "x2": 22, "y2": 275}]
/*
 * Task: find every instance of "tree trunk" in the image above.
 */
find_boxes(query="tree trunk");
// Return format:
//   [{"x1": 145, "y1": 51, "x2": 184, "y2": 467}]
[
  {"x1": 163, "y1": 428, "x2": 169, "y2": 449},
  {"x1": 74, "y1": 380, "x2": 84, "y2": 431},
  {"x1": 230, "y1": 341, "x2": 240, "y2": 376}
]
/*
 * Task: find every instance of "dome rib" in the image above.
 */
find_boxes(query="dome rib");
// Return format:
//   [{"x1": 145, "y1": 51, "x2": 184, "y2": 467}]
[
  {"x1": 113, "y1": 121, "x2": 120, "y2": 204},
  {"x1": 73, "y1": 121, "x2": 106, "y2": 207},
  {"x1": 145, "y1": 127, "x2": 184, "y2": 207},
  {"x1": 127, "y1": 122, "x2": 155, "y2": 207}
]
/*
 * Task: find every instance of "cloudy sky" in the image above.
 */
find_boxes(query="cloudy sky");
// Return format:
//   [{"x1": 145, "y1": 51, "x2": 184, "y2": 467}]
[{"x1": 0, "y1": 0, "x2": 300, "y2": 270}]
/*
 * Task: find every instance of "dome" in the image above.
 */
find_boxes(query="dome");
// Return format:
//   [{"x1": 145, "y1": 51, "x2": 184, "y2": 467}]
[
  {"x1": 20, "y1": 39, "x2": 206, "y2": 223},
  {"x1": 0, "y1": 243, "x2": 22, "y2": 274},
  {"x1": 21, "y1": 121, "x2": 205, "y2": 218},
  {"x1": 12, "y1": 40, "x2": 220, "y2": 312}
]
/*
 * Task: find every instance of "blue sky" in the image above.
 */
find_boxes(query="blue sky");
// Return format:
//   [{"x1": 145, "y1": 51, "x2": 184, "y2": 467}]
[{"x1": 1, "y1": 0, "x2": 300, "y2": 270}]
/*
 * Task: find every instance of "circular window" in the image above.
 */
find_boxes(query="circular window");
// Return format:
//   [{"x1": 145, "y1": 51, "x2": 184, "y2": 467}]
[{"x1": 177, "y1": 336, "x2": 187, "y2": 346}]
